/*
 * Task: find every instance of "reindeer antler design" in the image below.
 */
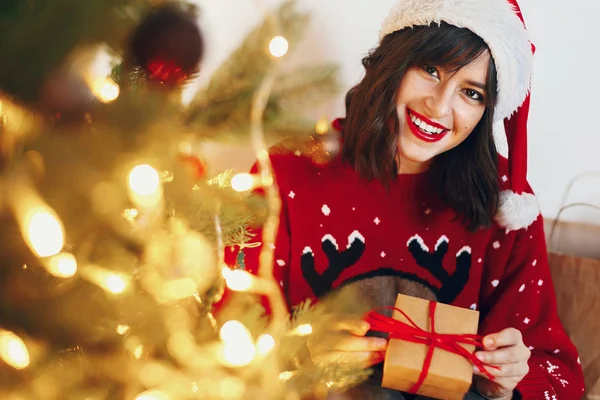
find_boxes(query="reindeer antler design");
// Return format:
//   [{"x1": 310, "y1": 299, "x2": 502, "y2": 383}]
[
  {"x1": 301, "y1": 231, "x2": 365, "y2": 297},
  {"x1": 407, "y1": 235, "x2": 472, "y2": 303}
]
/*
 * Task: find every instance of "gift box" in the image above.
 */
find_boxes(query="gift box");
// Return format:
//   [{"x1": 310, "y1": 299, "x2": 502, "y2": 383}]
[{"x1": 368, "y1": 293, "x2": 482, "y2": 400}]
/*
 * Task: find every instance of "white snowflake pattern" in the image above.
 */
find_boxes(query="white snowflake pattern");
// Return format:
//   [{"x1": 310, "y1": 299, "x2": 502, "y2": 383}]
[
  {"x1": 279, "y1": 280, "x2": 284, "y2": 287},
  {"x1": 532, "y1": 259, "x2": 538, "y2": 266},
  {"x1": 322, "y1": 204, "x2": 331, "y2": 216},
  {"x1": 493, "y1": 241, "x2": 500, "y2": 249},
  {"x1": 545, "y1": 361, "x2": 559, "y2": 374},
  {"x1": 374, "y1": 217, "x2": 380, "y2": 225},
  {"x1": 502, "y1": 175, "x2": 508, "y2": 182},
  {"x1": 352, "y1": 207, "x2": 356, "y2": 211},
  {"x1": 544, "y1": 391, "x2": 557, "y2": 400},
  {"x1": 478, "y1": 258, "x2": 482, "y2": 263},
  {"x1": 538, "y1": 279, "x2": 544, "y2": 286},
  {"x1": 491, "y1": 280, "x2": 499, "y2": 287},
  {"x1": 319, "y1": 224, "x2": 323, "y2": 228},
  {"x1": 288, "y1": 191, "x2": 296, "y2": 199},
  {"x1": 554, "y1": 349, "x2": 560, "y2": 354},
  {"x1": 543, "y1": 361, "x2": 569, "y2": 388},
  {"x1": 528, "y1": 346, "x2": 535, "y2": 350},
  {"x1": 276, "y1": 259, "x2": 286, "y2": 267},
  {"x1": 519, "y1": 284, "x2": 526, "y2": 292},
  {"x1": 523, "y1": 317, "x2": 530, "y2": 324},
  {"x1": 380, "y1": 251, "x2": 386, "y2": 258}
]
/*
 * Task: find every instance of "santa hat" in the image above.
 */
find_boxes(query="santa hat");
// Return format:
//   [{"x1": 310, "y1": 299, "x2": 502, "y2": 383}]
[{"x1": 380, "y1": 0, "x2": 538, "y2": 231}]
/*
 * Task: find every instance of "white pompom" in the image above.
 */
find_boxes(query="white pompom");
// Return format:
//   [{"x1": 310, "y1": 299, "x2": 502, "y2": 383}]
[{"x1": 495, "y1": 190, "x2": 540, "y2": 232}]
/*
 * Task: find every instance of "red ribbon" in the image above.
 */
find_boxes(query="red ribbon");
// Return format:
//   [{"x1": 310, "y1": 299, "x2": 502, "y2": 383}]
[{"x1": 365, "y1": 302, "x2": 497, "y2": 394}]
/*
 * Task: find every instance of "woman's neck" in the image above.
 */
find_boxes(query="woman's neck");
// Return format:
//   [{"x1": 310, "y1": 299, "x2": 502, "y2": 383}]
[{"x1": 396, "y1": 153, "x2": 431, "y2": 175}]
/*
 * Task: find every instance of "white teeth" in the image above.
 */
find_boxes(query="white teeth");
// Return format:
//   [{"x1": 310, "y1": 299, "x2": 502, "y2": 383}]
[{"x1": 409, "y1": 112, "x2": 444, "y2": 134}]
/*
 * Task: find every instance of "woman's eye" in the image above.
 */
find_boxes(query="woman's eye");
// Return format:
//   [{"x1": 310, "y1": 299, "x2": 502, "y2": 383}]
[
  {"x1": 423, "y1": 66, "x2": 438, "y2": 77},
  {"x1": 465, "y1": 89, "x2": 484, "y2": 102}
]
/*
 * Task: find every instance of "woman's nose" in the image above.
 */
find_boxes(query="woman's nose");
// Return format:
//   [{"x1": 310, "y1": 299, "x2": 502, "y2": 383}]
[{"x1": 424, "y1": 86, "x2": 453, "y2": 119}]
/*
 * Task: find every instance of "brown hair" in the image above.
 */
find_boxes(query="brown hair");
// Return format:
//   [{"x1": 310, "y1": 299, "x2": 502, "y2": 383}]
[{"x1": 341, "y1": 22, "x2": 499, "y2": 231}]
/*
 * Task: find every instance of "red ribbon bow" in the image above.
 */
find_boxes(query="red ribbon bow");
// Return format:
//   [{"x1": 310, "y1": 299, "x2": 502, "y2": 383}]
[{"x1": 365, "y1": 302, "x2": 497, "y2": 394}]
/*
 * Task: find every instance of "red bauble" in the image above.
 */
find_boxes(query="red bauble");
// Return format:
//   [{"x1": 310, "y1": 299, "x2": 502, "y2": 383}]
[
  {"x1": 179, "y1": 154, "x2": 207, "y2": 179},
  {"x1": 130, "y1": 4, "x2": 204, "y2": 87}
]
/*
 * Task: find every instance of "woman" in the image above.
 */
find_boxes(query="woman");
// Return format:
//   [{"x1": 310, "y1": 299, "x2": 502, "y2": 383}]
[{"x1": 227, "y1": 0, "x2": 585, "y2": 398}]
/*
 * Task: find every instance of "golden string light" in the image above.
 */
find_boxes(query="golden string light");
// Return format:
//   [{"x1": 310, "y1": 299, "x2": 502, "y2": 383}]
[
  {"x1": 220, "y1": 321, "x2": 256, "y2": 367},
  {"x1": 80, "y1": 264, "x2": 130, "y2": 294},
  {"x1": 268, "y1": 36, "x2": 289, "y2": 58},
  {"x1": 90, "y1": 76, "x2": 120, "y2": 103},
  {"x1": 135, "y1": 390, "x2": 171, "y2": 400},
  {"x1": 128, "y1": 164, "x2": 163, "y2": 210},
  {"x1": 256, "y1": 334, "x2": 276, "y2": 355},
  {"x1": 230, "y1": 172, "x2": 256, "y2": 192},
  {"x1": 45, "y1": 252, "x2": 78, "y2": 278},
  {"x1": 129, "y1": 164, "x2": 161, "y2": 196},
  {"x1": 0, "y1": 330, "x2": 30, "y2": 370},
  {"x1": 24, "y1": 208, "x2": 65, "y2": 258},
  {"x1": 290, "y1": 323, "x2": 313, "y2": 336},
  {"x1": 222, "y1": 267, "x2": 255, "y2": 292}
]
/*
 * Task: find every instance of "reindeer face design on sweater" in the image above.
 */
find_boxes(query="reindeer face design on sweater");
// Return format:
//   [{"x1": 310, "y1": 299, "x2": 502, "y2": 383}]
[{"x1": 300, "y1": 231, "x2": 472, "y2": 306}]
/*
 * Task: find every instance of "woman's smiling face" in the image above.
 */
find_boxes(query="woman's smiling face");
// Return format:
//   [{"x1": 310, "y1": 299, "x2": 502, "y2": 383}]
[{"x1": 395, "y1": 52, "x2": 491, "y2": 173}]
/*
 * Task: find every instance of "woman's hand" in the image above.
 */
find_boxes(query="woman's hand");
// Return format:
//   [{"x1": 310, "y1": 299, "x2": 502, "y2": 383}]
[
  {"x1": 473, "y1": 327, "x2": 531, "y2": 399},
  {"x1": 306, "y1": 316, "x2": 388, "y2": 368}
]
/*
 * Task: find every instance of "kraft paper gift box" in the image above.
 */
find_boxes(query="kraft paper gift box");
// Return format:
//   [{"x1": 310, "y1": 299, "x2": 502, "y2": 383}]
[{"x1": 380, "y1": 293, "x2": 480, "y2": 400}]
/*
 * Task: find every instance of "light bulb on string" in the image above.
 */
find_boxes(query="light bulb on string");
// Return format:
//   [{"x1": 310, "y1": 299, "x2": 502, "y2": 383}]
[
  {"x1": 90, "y1": 76, "x2": 120, "y2": 103},
  {"x1": 135, "y1": 390, "x2": 170, "y2": 400},
  {"x1": 128, "y1": 164, "x2": 163, "y2": 210},
  {"x1": 24, "y1": 208, "x2": 64, "y2": 258},
  {"x1": 219, "y1": 320, "x2": 255, "y2": 367},
  {"x1": 129, "y1": 164, "x2": 161, "y2": 196},
  {"x1": 289, "y1": 324, "x2": 313, "y2": 336},
  {"x1": 315, "y1": 119, "x2": 329, "y2": 135},
  {"x1": 80, "y1": 264, "x2": 130, "y2": 295},
  {"x1": 45, "y1": 252, "x2": 78, "y2": 278},
  {"x1": 256, "y1": 334, "x2": 276, "y2": 355},
  {"x1": 0, "y1": 330, "x2": 30, "y2": 370},
  {"x1": 269, "y1": 36, "x2": 289, "y2": 58},
  {"x1": 230, "y1": 173, "x2": 256, "y2": 192},
  {"x1": 222, "y1": 267, "x2": 255, "y2": 292}
]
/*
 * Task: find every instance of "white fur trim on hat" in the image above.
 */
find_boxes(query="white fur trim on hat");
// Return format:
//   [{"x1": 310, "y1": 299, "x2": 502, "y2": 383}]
[
  {"x1": 495, "y1": 190, "x2": 540, "y2": 231},
  {"x1": 380, "y1": 0, "x2": 533, "y2": 121}
]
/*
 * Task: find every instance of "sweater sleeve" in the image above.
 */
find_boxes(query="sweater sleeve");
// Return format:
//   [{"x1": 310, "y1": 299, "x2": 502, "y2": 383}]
[{"x1": 478, "y1": 213, "x2": 585, "y2": 399}]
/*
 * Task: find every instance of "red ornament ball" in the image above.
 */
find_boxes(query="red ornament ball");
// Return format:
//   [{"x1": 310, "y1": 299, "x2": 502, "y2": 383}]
[{"x1": 130, "y1": 4, "x2": 204, "y2": 87}]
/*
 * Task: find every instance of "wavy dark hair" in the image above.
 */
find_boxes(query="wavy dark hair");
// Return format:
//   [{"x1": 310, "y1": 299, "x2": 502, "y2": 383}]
[{"x1": 341, "y1": 22, "x2": 499, "y2": 231}]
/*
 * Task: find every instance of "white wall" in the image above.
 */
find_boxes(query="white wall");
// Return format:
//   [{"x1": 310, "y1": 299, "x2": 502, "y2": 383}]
[{"x1": 187, "y1": 0, "x2": 600, "y2": 222}]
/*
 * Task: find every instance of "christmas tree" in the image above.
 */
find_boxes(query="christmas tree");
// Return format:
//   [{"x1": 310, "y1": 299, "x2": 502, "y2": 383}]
[{"x1": 0, "y1": 1, "x2": 367, "y2": 399}]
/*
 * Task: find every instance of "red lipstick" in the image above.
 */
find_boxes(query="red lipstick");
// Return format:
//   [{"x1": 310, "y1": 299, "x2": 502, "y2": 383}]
[{"x1": 405, "y1": 108, "x2": 450, "y2": 143}]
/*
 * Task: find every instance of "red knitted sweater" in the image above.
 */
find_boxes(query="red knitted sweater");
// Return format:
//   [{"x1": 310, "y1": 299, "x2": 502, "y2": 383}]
[{"x1": 226, "y1": 150, "x2": 584, "y2": 399}]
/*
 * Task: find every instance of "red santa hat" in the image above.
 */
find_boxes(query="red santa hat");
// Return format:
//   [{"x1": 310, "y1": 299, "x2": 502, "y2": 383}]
[{"x1": 380, "y1": 0, "x2": 538, "y2": 231}]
